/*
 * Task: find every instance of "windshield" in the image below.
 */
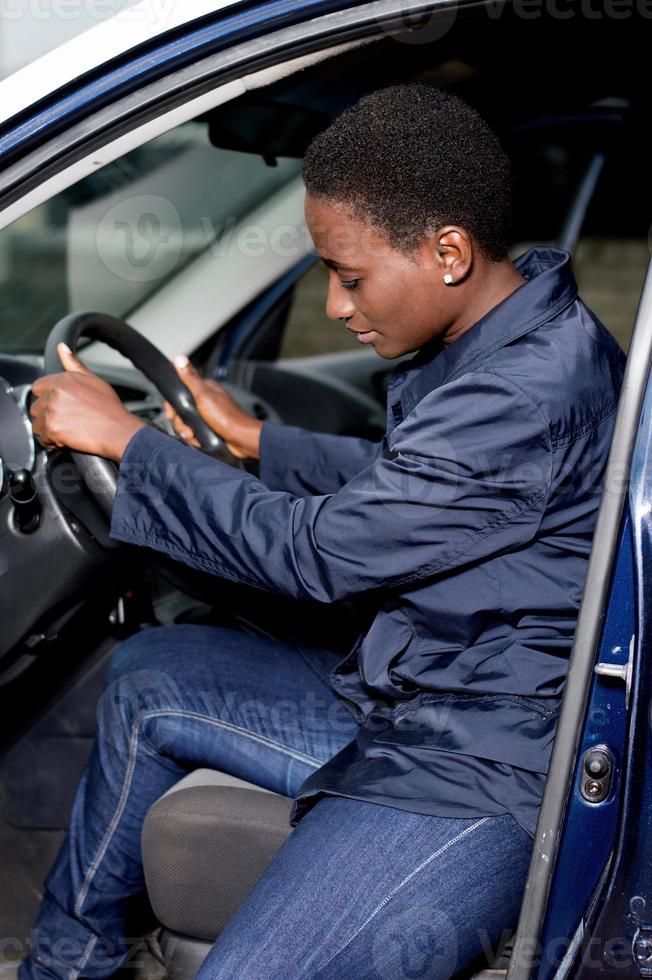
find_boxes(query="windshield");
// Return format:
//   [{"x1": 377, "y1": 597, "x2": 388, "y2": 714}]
[{"x1": 0, "y1": 120, "x2": 301, "y2": 353}]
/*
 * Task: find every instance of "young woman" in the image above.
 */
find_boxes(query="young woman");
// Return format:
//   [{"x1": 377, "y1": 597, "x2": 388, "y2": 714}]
[{"x1": 26, "y1": 84, "x2": 625, "y2": 980}]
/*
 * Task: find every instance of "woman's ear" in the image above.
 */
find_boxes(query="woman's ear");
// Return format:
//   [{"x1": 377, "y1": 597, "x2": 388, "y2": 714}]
[{"x1": 428, "y1": 226, "x2": 473, "y2": 286}]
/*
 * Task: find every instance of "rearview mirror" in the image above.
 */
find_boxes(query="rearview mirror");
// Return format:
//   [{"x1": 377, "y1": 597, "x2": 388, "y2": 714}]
[{"x1": 206, "y1": 100, "x2": 332, "y2": 165}]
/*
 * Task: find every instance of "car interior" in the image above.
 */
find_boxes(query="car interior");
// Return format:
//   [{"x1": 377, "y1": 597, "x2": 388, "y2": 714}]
[{"x1": 0, "y1": 7, "x2": 649, "y2": 978}]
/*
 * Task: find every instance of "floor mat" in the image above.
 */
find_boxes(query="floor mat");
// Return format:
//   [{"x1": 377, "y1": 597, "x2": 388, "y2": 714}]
[
  {"x1": 0, "y1": 638, "x2": 117, "y2": 830},
  {"x1": 0, "y1": 812, "x2": 65, "y2": 956},
  {"x1": 2, "y1": 735, "x2": 93, "y2": 829}
]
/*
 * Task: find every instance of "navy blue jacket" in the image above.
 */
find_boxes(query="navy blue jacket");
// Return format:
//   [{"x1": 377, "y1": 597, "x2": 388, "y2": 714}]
[{"x1": 111, "y1": 246, "x2": 626, "y2": 837}]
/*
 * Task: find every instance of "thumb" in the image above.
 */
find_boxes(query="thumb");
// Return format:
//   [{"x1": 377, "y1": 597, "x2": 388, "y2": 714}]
[
  {"x1": 58, "y1": 342, "x2": 92, "y2": 375},
  {"x1": 174, "y1": 354, "x2": 202, "y2": 394}
]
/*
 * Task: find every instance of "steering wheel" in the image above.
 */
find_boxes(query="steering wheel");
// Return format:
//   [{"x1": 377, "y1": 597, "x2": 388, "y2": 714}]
[{"x1": 43, "y1": 311, "x2": 241, "y2": 516}]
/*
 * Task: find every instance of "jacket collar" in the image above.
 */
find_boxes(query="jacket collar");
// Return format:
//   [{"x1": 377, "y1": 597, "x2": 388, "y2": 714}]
[{"x1": 393, "y1": 246, "x2": 578, "y2": 421}]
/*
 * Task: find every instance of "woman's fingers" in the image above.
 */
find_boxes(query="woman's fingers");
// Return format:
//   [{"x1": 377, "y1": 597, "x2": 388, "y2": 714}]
[
  {"x1": 180, "y1": 427, "x2": 201, "y2": 448},
  {"x1": 169, "y1": 354, "x2": 260, "y2": 457},
  {"x1": 30, "y1": 369, "x2": 144, "y2": 461},
  {"x1": 173, "y1": 357, "x2": 233, "y2": 409},
  {"x1": 204, "y1": 378, "x2": 225, "y2": 395},
  {"x1": 173, "y1": 355, "x2": 203, "y2": 395},
  {"x1": 163, "y1": 399, "x2": 200, "y2": 446},
  {"x1": 57, "y1": 342, "x2": 93, "y2": 375},
  {"x1": 170, "y1": 410, "x2": 200, "y2": 447},
  {"x1": 173, "y1": 417, "x2": 197, "y2": 444}
]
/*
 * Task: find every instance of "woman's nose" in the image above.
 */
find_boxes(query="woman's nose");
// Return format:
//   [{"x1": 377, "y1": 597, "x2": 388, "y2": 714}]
[{"x1": 325, "y1": 278, "x2": 356, "y2": 322}]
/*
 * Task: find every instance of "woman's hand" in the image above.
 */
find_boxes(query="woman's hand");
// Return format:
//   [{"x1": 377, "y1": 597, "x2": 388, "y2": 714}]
[
  {"x1": 30, "y1": 343, "x2": 146, "y2": 462},
  {"x1": 164, "y1": 356, "x2": 263, "y2": 460}
]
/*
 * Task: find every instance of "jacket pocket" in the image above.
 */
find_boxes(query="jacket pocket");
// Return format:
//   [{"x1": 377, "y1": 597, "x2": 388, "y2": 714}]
[{"x1": 375, "y1": 693, "x2": 560, "y2": 774}]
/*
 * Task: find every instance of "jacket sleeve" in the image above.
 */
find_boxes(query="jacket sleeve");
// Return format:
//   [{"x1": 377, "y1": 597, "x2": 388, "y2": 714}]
[
  {"x1": 110, "y1": 372, "x2": 552, "y2": 602},
  {"x1": 258, "y1": 421, "x2": 379, "y2": 495}
]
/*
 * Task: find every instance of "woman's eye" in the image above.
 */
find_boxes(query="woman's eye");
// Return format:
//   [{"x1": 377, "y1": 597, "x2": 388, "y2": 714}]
[{"x1": 339, "y1": 278, "x2": 360, "y2": 290}]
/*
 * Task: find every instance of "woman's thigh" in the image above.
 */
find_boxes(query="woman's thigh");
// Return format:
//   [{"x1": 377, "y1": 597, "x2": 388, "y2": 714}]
[
  {"x1": 198, "y1": 798, "x2": 533, "y2": 980},
  {"x1": 101, "y1": 623, "x2": 358, "y2": 797}
]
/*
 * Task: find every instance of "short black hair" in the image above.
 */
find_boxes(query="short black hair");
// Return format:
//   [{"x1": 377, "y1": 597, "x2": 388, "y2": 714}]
[{"x1": 303, "y1": 84, "x2": 512, "y2": 261}]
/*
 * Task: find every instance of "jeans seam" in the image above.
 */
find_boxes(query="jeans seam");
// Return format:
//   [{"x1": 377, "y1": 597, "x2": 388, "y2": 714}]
[
  {"x1": 72, "y1": 709, "x2": 323, "y2": 927},
  {"x1": 314, "y1": 816, "x2": 490, "y2": 976},
  {"x1": 68, "y1": 935, "x2": 97, "y2": 980}
]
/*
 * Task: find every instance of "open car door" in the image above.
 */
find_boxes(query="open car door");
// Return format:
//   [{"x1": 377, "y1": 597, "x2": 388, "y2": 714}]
[{"x1": 507, "y1": 258, "x2": 652, "y2": 978}]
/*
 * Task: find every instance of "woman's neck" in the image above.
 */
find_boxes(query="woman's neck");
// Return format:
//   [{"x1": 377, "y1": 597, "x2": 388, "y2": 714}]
[{"x1": 442, "y1": 259, "x2": 527, "y2": 347}]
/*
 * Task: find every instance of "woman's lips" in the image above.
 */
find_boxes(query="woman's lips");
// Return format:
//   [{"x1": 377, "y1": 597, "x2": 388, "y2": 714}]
[{"x1": 351, "y1": 329, "x2": 379, "y2": 345}]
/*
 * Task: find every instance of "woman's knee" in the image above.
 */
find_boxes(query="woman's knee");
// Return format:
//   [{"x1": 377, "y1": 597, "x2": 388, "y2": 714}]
[
  {"x1": 105, "y1": 623, "x2": 243, "y2": 687},
  {"x1": 104, "y1": 625, "x2": 179, "y2": 686},
  {"x1": 99, "y1": 623, "x2": 237, "y2": 733},
  {"x1": 97, "y1": 626, "x2": 188, "y2": 742}
]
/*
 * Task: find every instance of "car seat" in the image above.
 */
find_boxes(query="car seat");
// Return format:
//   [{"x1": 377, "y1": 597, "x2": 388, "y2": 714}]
[{"x1": 141, "y1": 770, "x2": 511, "y2": 978}]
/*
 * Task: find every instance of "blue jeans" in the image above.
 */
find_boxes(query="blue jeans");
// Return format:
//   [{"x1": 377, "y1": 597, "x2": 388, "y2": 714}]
[{"x1": 20, "y1": 624, "x2": 533, "y2": 980}]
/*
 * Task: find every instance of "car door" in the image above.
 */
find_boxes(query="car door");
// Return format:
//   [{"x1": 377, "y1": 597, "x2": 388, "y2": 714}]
[{"x1": 505, "y1": 205, "x2": 652, "y2": 980}]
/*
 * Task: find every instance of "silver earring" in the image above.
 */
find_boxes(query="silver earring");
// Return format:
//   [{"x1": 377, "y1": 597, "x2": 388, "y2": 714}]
[{"x1": 443, "y1": 273, "x2": 453, "y2": 285}]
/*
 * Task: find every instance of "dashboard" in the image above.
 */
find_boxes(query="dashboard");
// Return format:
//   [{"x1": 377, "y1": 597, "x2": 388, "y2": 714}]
[
  {"x1": 0, "y1": 378, "x2": 35, "y2": 489},
  {"x1": 0, "y1": 355, "x2": 119, "y2": 679}
]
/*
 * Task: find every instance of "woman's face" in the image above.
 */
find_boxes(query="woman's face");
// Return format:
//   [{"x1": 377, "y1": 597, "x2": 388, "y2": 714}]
[{"x1": 304, "y1": 194, "x2": 463, "y2": 359}]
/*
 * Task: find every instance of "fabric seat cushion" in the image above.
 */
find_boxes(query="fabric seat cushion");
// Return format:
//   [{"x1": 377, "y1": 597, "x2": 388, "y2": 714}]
[{"x1": 142, "y1": 769, "x2": 293, "y2": 941}]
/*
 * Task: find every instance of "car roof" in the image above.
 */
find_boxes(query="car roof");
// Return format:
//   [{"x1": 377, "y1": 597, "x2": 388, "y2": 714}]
[{"x1": 0, "y1": 0, "x2": 239, "y2": 126}]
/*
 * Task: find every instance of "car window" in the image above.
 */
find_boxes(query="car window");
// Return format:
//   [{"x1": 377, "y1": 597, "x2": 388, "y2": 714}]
[
  {"x1": 504, "y1": 117, "x2": 648, "y2": 352},
  {"x1": 0, "y1": 120, "x2": 301, "y2": 353},
  {"x1": 279, "y1": 261, "x2": 365, "y2": 359},
  {"x1": 569, "y1": 127, "x2": 649, "y2": 353},
  {"x1": 572, "y1": 240, "x2": 648, "y2": 354},
  {"x1": 508, "y1": 124, "x2": 599, "y2": 246}
]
